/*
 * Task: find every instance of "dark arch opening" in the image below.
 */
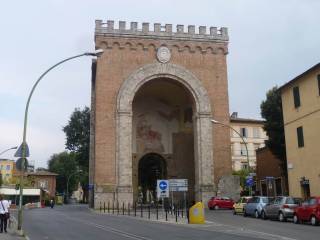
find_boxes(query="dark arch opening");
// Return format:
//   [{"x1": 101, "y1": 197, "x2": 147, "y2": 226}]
[{"x1": 138, "y1": 153, "x2": 167, "y2": 203}]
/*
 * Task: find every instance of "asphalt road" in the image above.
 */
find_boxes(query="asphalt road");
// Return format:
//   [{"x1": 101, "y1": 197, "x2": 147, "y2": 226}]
[{"x1": 21, "y1": 205, "x2": 320, "y2": 240}]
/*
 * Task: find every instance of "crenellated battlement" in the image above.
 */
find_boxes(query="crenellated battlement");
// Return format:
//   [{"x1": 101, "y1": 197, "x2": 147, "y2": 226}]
[{"x1": 95, "y1": 20, "x2": 228, "y2": 42}]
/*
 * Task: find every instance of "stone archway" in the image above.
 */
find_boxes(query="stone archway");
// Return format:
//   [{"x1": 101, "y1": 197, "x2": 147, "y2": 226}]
[{"x1": 116, "y1": 63, "x2": 214, "y2": 204}]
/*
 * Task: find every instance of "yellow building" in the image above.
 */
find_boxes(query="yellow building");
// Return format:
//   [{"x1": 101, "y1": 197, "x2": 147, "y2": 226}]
[
  {"x1": 0, "y1": 159, "x2": 15, "y2": 183},
  {"x1": 279, "y1": 63, "x2": 320, "y2": 198}
]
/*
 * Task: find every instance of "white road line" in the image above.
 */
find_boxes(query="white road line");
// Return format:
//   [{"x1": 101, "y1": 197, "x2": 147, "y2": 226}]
[{"x1": 57, "y1": 212, "x2": 153, "y2": 240}]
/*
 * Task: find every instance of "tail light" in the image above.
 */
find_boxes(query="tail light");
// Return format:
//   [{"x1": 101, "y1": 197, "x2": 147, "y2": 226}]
[{"x1": 282, "y1": 204, "x2": 290, "y2": 209}]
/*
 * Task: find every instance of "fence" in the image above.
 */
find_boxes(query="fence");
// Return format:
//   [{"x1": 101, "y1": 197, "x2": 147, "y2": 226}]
[{"x1": 98, "y1": 201, "x2": 189, "y2": 224}]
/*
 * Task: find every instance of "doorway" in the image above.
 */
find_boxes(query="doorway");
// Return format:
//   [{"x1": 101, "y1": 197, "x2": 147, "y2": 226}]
[{"x1": 138, "y1": 153, "x2": 167, "y2": 203}]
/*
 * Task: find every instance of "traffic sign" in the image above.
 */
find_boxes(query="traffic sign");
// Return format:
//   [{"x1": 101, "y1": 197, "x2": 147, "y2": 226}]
[
  {"x1": 169, "y1": 179, "x2": 188, "y2": 192},
  {"x1": 245, "y1": 176, "x2": 254, "y2": 187},
  {"x1": 14, "y1": 143, "x2": 30, "y2": 158},
  {"x1": 157, "y1": 180, "x2": 169, "y2": 198}
]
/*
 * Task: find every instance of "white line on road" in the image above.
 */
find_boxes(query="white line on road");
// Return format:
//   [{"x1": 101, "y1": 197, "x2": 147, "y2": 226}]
[{"x1": 57, "y1": 212, "x2": 153, "y2": 240}]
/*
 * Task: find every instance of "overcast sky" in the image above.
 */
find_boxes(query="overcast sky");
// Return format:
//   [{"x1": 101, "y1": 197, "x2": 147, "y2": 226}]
[{"x1": 1, "y1": 0, "x2": 319, "y2": 168}]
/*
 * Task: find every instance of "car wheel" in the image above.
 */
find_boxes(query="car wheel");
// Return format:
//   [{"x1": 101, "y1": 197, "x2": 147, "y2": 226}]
[
  {"x1": 214, "y1": 205, "x2": 219, "y2": 210},
  {"x1": 209, "y1": 206, "x2": 213, "y2": 210},
  {"x1": 261, "y1": 211, "x2": 267, "y2": 220},
  {"x1": 254, "y1": 210, "x2": 259, "y2": 219},
  {"x1": 278, "y1": 212, "x2": 286, "y2": 222},
  {"x1": 293, "y1": 214, "x2": 300, "y2": 224},
  {"x1": 311, "y1": 215, "x2": 319, "y2": 226},
  {"x1": 243, "y1": 210, "x2": 247, "y2": 217}
]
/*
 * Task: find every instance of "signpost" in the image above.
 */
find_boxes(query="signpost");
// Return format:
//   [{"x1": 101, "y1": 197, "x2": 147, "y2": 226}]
[
  {"x1": 245, "y1": 176, "x2": 254, "y2": 196},
  {"x1": 157, "y1": 180, "x2": 169, "y2": 199}
]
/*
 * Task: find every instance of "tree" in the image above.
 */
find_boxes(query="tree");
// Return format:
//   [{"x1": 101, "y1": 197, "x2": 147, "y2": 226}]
[
  {"x1": 48, "y1": 152, "x2": 78, "y2": 196},
  {"x1": 63, "y1": 107, "x2": 90, "y2": 202},
  {"x1": 260, "y1": 86, "x2": 287, "y2": 177}
]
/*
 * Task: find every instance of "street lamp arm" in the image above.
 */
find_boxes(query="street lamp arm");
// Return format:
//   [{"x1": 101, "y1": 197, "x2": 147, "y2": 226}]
[
  {"x1": 22, "y1": 53, "x2": 91, "y2": 146},
  {"x1": 0, "y1": 146, "x2": 18, "y2": 156},
  {"x1": 210, "y1": 119, "x2": 250, "y2": 168}
]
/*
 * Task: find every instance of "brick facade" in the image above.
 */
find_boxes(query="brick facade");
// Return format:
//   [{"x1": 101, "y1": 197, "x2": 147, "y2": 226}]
[{"x1": 90, "y1": 21, "x2": 232, "y2": 207}]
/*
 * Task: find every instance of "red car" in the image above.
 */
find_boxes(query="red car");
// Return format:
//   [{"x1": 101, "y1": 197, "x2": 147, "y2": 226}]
[
  {"x1": 293, "y1": 196, "x2": 320, "y2": 226},
  {"x1": 208, "y1": 196, "x2": 234, "y2": 210}
]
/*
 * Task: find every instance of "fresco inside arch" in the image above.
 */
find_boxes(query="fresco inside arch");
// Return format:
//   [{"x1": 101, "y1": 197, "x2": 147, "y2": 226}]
[{"x1": 133, "y1": 97, "x2": 193, "y2": 155}]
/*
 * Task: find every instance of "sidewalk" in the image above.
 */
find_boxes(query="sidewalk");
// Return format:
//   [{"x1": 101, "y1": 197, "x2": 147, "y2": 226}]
[{"x1": 0, "y1": 216, "x2": 26, "y2": 240}]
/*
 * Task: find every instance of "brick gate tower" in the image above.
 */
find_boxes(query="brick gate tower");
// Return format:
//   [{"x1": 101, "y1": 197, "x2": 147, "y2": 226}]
[{"x1": 90, "y1": 20, "x2": 232, "y2": 208}]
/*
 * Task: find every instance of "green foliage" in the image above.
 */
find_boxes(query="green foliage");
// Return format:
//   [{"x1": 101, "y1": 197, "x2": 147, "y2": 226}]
[
  {"x1": 260, "y1": 86, "x2": 287, "y2": 176},
  {"x1": 62, "y1": 107, "x2": 90, "y2": 202},
  {"x1": 232, "y1": 169, "x2": 250, "y2": 189},
  {"x1": 48, "y1": 151, "x2": 78, "y2": 195}
]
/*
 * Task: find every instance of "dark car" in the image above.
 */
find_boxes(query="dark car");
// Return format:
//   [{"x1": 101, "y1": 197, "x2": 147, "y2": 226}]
[
  {"x1": 208, "y1": 196, "x2": 234, "y2": 210},
  {"x1": 261, "y1": 196, "x2": 302, "y2": 221},
  {"x1": 293, "y1": 197, "x2": 320, "y2": 226}
]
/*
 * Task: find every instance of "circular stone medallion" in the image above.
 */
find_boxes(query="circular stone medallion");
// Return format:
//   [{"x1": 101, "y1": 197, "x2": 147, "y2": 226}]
[{"x1": 156, "y1": 46, "x2": 171, "y2": 63}]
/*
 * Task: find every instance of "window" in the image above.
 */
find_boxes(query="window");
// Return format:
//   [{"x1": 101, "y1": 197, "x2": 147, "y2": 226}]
[
  {"x1": 240, "y1": 143, "x2": 248, "y2": 156},
  {"x1": 6, "y1": 165, "x2": 10, "y2": 170},
  {"x1": 241, "y1": 163, "x2": 248, "y2": 170},
  {"x1": 240, "y1": 128, "x2": 247, "y2": 137},
  {"x1": 253, "y1": 128, "x2": 260, "y2": 138},
  {"x1": 318, "y1": 75, "x2": 320, "y2": 96},
  {"x1": 293, "y1": 86, "x2": 301, "y2": 108},
  {"x1": 297, "y1": 126, "x2": 304, "y2": 148}
]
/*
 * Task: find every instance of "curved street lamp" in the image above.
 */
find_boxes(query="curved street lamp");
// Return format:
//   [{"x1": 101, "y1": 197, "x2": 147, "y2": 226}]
[
  {"x1": 210, "y1": 119, "x2": 250, "y2": 169},
  {"x1": 66, "y1": 170, "x2": 83, "y2": 204},
  {"x1": 0, "y1": 146, "x2": 18, "y2": 156},
  {"x1": 17, "y1": 49, "x2": 104, "y2": 232}
]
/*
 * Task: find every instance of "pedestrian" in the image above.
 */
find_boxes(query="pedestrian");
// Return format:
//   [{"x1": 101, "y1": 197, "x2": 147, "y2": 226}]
[
  {"x1": 0, "y1": 194, "x2": 10, "y2": 233},
  {"x1": 50, "y1": 199, "x2": 55, "y2": 209}
]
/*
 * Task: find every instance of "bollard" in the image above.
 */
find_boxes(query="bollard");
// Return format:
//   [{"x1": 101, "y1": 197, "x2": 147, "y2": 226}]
[
  {"x1": 156, "y1": 203, "x2": 158, "y2": 220},
  {"x1": 122, "y1": 202, "x2": 125, "y2": 215},
  {"x1": 128, "y1": 203, "x2": 130, "y2": 216},
  {"x1": 134, "y1": 202, "x2": 137, "y2": 217},
  {"x1": 181, "y1": 206, "x2": 184, "y2": 218},
  {"x1": 104, "y1": 202, "x2": 106, "y2": 213},
  {"x1": 117, "y1": 201, "x2": 119, "y2": 215},
  {"x1": 100, "y1": 201, "x2": 102, "y2": 213},
  {"x1": 112, "y1": 201, "x2": 114, "y2": 214},
  {"x1": 165, "y1": 210, "x2": 168, "y2": 221},
  {"x1": 175, "y1": 208, "x2": 178, "y2": 222},
  {"x1": 108, "y1": 201, "x2": 110, "y2": 213},
  {"x1": 140, "y1": 203, "x2": 143, "y2": 218},
  {"x1": 148, "y1": 205, "x2": 150, "y2": 219},
  {"x1": 177, "y1": 204, "x2": 180, "y2": 217}
]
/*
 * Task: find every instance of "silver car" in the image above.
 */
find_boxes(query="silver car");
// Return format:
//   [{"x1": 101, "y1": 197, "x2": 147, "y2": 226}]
[
  {"x1": 244, "y1": 196, "x2": 272, "y2": 218},
  {"x1": 261, "y1": 196, "x2": 302, "y2": 221}
]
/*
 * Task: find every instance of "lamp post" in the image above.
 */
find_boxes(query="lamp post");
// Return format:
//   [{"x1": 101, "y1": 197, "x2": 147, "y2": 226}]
[
  {"x1": 0, "y1": 146, "x2": 18, "y2": 156},
  {"x1": 66, "y1": 170, "x2": 83, "y2": 204},
  {"x1": 17, "y1": 49, "x2": 104, "y2": 232},
  {"x1": 210, "y1": 119, "x2": 250, "y2": 169}
]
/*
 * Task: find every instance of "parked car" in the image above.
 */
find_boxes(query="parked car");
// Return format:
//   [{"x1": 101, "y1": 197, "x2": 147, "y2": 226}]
[
  {"x1": 293, "y1": 197, "x2": 320, "y2": 226},
  {"x1": 261, "y1": 196, "x2": 302, "y2": 221},
  {"x1": 233, "y1": 196, "x2": 252, "y2": 215},
  {"x1": 244, "y1": 196, "x2": 272, "y2": 218},
  {"x1": 208, "y1": 196, "x2": 234, "y2": 210}
]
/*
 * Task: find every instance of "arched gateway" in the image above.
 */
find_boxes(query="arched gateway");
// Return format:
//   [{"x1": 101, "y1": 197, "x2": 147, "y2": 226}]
[{"x1": 90, "y1": 20, "x2": 232, "y2": 208}]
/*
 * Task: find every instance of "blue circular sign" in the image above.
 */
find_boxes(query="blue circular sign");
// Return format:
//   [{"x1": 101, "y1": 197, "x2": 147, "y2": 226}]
[{"x1": 159, "y1": 181, "x2": 168, "y2": 190}]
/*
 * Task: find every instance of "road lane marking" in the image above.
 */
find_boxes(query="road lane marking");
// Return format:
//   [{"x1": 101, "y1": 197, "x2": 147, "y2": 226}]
[{"x1": 57, "y1": 212, "x2": 153, "y2": 240}]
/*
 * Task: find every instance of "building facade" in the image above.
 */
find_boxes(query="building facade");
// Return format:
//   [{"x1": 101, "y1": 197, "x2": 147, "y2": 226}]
[
  {"x1": 0, "y1": 159, "x2": 15, "y2": 183},
  {"x1": 230, "y1": 113, "x2": 267, "y2": 171},
  {"x1": 255, "y1": 147, "x2": 288, "y2": 196},
  {"x1": 90, "y1": 20, "x2": 232, "y2": 207},
  {"x1": 279, "y1": 63, "x2": 320, "y2": 199}
]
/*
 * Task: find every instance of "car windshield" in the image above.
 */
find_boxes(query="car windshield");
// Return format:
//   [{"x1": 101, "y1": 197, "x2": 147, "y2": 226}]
[
  {"x1": 262, "y1": 197, "x2": 269, "y2": 203},
  {"x1": 286, "y1": 197, "x2": 301, "y2": 204}
]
